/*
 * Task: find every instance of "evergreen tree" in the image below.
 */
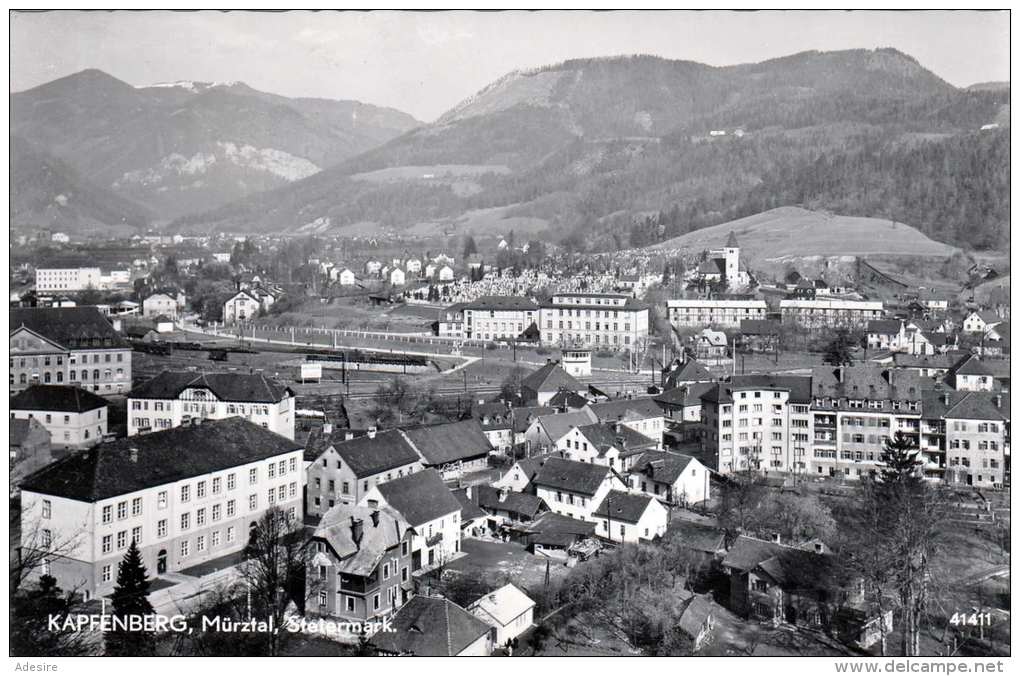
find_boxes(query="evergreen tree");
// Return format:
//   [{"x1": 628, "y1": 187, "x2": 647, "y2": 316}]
[
  {"x1": 878, "y1": 430, "x2": 924, "y2": 484},
  {"x1": 106, "y1": 540, "x2": 156, "y2": 656},
  {"x1": 462, "y1": 234, "x2": 478, "y2": 260}
]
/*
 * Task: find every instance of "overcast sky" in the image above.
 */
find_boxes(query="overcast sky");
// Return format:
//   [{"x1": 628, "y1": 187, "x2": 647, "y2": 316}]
[{"x1": 10, "y1": 10, "x2": 1010, "y2": 122}]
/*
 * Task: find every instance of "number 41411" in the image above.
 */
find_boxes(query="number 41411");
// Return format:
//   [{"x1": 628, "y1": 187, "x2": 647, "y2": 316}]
[{"x1": 950, "y1": 612, "x2": 993, "y2": 627}]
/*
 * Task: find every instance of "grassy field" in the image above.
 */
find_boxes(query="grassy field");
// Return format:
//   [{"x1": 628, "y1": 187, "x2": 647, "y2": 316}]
[{"x1": 651, "y1": 206, "x2": 960, "y2": 263}]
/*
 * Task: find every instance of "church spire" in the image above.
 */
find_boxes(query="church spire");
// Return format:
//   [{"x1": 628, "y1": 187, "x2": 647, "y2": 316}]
[{"x1": 725, "y1": 231, "x2": 739, "y2": 248}]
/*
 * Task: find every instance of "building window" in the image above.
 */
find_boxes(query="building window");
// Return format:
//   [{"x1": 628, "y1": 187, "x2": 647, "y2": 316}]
[
  {"x1": 102, "y1": 505, "x2": 112, "y2": 524},
  {"x1": 132, "y1": 526, "x2": 142, "y2": 544},
  {"x1": 227, "y1": 499, "x2": 236, "y2": 517},
  {"x1": 102, "y1": 565, "x2": 112, "y2": 583},
  {"x1": 181, "y1": 485, "x2": 190, "y2": 503},
  {"x1": 196, "y1": 508, "x2": 206, "y2": 527},
  {"x1": 212, "y1": 504, "x2": 221, "y2": 521},
  {"x1": 181, "y1": 513, "x2": 190, "y2": 530},
  {"x1": 226, "y1": 527, "x2": 235, "y2": 543},
  {"x1": 157, "y1": 519, "x2": 167, "y2": 538},
  {"x1": 42, "y1": 500, "x2": 51, "y2": 519},
  {"x1": 158, "y1": 491, "x2": 167, "y2": 509},
  {"x1": 227, "y1": 473, "x2": 236, "y2": 490},
  {"x1": 117, "y1": 531, "x2": 127, "y2": 550},
  {"x1": 196, "y1": 536, "x2": 206, "y2": 552},
  {"x1": 211, "y1": 531, "x2": 221, "y2": 548},
  {"x1": 180, "y1": 540, "x2": 190, "y2": 557},
  {"x1": 197, "y1": 481, "x2": 206, "y2": 499},
  {"x1": 102, "y1": 535, "x2": 112, "y2": 554},
  {"x1": 212, "y1": 477, "x2": 222, "y2": 494},
  {"x1": 249, "y1": 494, "x2": 257, "y2": 511},
  {"x1": 249, "y1": 468, "x2": 257, "y2": 485}
]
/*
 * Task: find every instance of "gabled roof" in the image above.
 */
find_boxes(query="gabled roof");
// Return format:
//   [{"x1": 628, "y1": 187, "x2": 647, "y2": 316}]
[
  {"x1": 754, "y1": 547, "x2": 842, "y2": 592},
  {"x1": 372, "y1": 469, "x2": 461, "y2": 527},
  {"x1": 922, "y1": 389, "x2": 1009, "y2": 421},
  {"x1": 527, "y1": 511, "x2": 596, "y2": 546},
  {"x1": 521, "y1": 362, "x2": 583, "y2": 395},
  {"x1": 469, "y1": 583, "x2": 535, "y2": 627},
  {"x1": 532, "y1": 409, "x2": 599, "y2": 443},
  {"x1": 401, "y1": 419, "x2": 492, "y2": 466},
  {"x1": 11, "y1": 385, "x2": 108, "y2": 413},
  {"x1": 588, "y1": 397, "x2": 662, "y2": 422},
  {"x1": 472, "y1": 485, "x2": 547, "y2": 518},
  {"x1": 721, "y1": 535, "x2": 789, "y2": 572},
  {"x1": 130, "y1": 371, "x2": 293, "y2": 403},
  {"x1": 532, "y1": 457, "x2": 614, "y2": 496},
  {"x1": 307, "y1": 429, "x2": 420, "y2": 477},
  {"x1": 697, "y1": 258, "x2": 726, "y2": 275},
  {"x1": 11, "y1": 306, "x2": 128, "y2": 349},
  {"x1": 867, "y1": 319, "x2": 903, "y2": 334},
  {"x1": 312, "y1": 504, "x2": 410, "y2": 577},
  {"x1": 510, "y1": 405, "x2": 556, "y2": 434},
  {"x1": 630, "y1": 451, "x2": 698, "y2": 484},
  {"x1": 547, "y1": 389, "x2": 589, "y2": 410},
  {"x1": 662, "y1": 359, "x2": 714, "y2": 389},
  {"x1": 507, "y1": 453, "x2": 557, "y2": 486},
  {"x1": 451, "y1": 488, "x2": 488, "y2": 522},
  {"x1": 20, "y1": 418, "x2": 301, "y2": 501},
  {"x1": 655, "y1": 381, "x2": 716, "y2": 408},
  {"x1": 369, "y1": 595, "x2": 491, "y2": 656},
  {"x1": 576, "y1": 422, "x2": 657, "y2": 455},
  {"x1": 948, "y1": 354, "x2": 994, "y2": 377},
  {"x1": 593, "y1": 490, "x2": 657, "y2": 524}
]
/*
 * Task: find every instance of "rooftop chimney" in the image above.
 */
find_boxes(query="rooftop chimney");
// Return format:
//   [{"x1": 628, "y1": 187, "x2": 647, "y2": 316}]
[
  {"x1": 369, "y1": 510, "x2": 380, "y2": 528},
  {"x1": 498, "y1": 487, "x2": 509, "y2": 503},
  {"x1": 943, "y1": 392, "x2": 950, "y2": 406},
  {"x1": 367, "y1": 426, "x2": 377, "y2": 439},
  {"x1": 837, "y1": 367, "x2": 845, "y2": 383},
  {"x1": 350, "y1": 516, "x2": 364, "y2": 546},
  {"x1": 994, "y1": 394, "x2": 1002, "y2": 408}
]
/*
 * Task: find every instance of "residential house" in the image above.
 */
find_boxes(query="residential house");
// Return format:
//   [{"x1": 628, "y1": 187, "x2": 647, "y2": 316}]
[
  {"x1": 628, "y1": 451, "x2": 710, "y2": 506},
  {"x1": 492, "y1": 453, "x2": 556, "y2": 493},
  {"x1": 468, "y1": 583, "x2": 536, "y2": 646},
  {"x1": 436, "y1": 303, "x2": 467, "y2": 339},
  {"x1": 369, "y1": 595, "x2": 492, "y2": 656},
  {"x1": 587, "y1": 397, "x2": 665, "y2": 445},
  {"x1": 389, "y1": 268, "x2": 406, "y2": 286},
  {"x1": 963, "y1": 311, "x2": 1002, "y2": 334},
  {"x1": 523, "y1": 409, "x2": 598, "y2": 453},
  {"x1": 923, "y1": 389, "x2": 1009, "y2": 487},
  {"x1": 307, "y1": 503, "x2": 414, "y2": 621},
  {"x1": 10, "y1": 306, "x2": 132, "y2": 395},
  {"x1": 661, "y1": 357, "x2": 714, "y2": 390},
  {"x1": 556, "y1": 422, "x2": 657, "y2": 471},
  {"x1": 438, "y1": 265, "x2": 455, "y2": 282},
  {"x1": 127, "y1": 371, "x2": 295, "y2": 439},
  {"x1": 142, "y1": 292, "x2": 185, "y2": 320},
  {"x1": 463, "y1": 296, "x2": 538, "y2": 341},
  {"x1": 360, "y1": 469, "x2": 462, "y2": 571},
  {"x1": 520, "y1": 361, "x2": 587, "y2": 406},
  {"x1": 18, "y1": 418, "x2": 304, "y2": 600},
  {"x1": 472, "y1": 401, "x2": 513, "y2": 453},
  {"x1": 693, "y1": 328, "x2": 728, "y2": 361},
  {"x1": 401, "y1": 419, "x2": 492, "y2": 479},
  {"x1": 222, "y1": 290, "x2": 261, "y2": 323},
  {"x1": 592, "y1": 490, "x2": 669, "y2": 543},
  {"x1": 338, "y1": 269, "x2": 357, "y2": 286},
  {"x1": 866, "y1": 319, "x2": 905, "y2": 352},
  {"x1": 946, "y1": 354, "x2": 997, "y2": 392},
  {"x1": 464, "y1": 485, "x2": 548, "y2": 526},
  {"x1": 11, "y1": 385, "x2": 108, "y2": 450},
  {"x1": 531, "y1": 457, "x2": 628, "y2": 522},
  {"x1": 304, "y1": 428, "x2": 423, "y2": 519}
]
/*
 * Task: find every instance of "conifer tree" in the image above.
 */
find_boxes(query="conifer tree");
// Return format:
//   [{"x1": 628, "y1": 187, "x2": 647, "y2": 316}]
[{"x1": 106, "y1": 540, "x2": 156, "y2": 656}]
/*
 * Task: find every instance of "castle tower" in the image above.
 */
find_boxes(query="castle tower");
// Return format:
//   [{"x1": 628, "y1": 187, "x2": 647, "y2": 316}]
[{"x1": 723, "y1": 231, "x2": 740, "y2": 282}]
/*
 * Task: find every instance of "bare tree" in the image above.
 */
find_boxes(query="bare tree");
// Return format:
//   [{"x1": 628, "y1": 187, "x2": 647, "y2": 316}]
[{"x1": 237, "y1": 506, "x2": 319, "y2": 656}]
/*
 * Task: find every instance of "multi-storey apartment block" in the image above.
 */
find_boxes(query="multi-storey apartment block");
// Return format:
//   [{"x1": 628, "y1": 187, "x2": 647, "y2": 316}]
[
  {"x1": 808, "y1": 366, "x2": 924, "y2": 480},
  {"x1": 539, "y1": 293, "x2": 649, "y2": 351},
  {"x1": 10, "y1": 306, "x2": 132, "y2": 395},
  {"x1": 779, "y1": 299, "x2": 884, "y2": 329},
  {"x1": 463, "y1": 296, "x2": 539, "y2": 341},
  {"x1": 667, "y1": 299, "x2": 768, "y2": 329},
  {"x1": 127, "y1": 371, "x2": 295, "y2": 439},
  {"x1": 700, "y1": 375, "x2": 813, "y2": 475},
  {"x1": 35, "y1": 267, "x2": 102, "y2": 293},
  {"x1": 922, "y1": 390, "x2": 1010, "y2": 488},
  {"x1": 18, "y1": 418, "x2": 304, "y2": 600}
]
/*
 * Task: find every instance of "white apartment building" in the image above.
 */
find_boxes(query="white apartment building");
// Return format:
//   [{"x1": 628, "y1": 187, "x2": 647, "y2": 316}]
[
  {"x1": 667, "y1": 299, "x2": 768, "y2": 329},
  {"x1": 127, "y1": 371, "x2": 295, "y2": 439},
  {"x1": 142, "y1": 292, "x2": 185, "y2": 319},
  {"x1": 539, "y1": 293, "x2": 649, "y2": 351},
  {"x1": 35, "y1": 267, "x2": 102, "y2": 293},
  {"x1": 18, "y1": 418, "x2": 304, "y2": 600},
  {"x1": 463, "y1": 296, "x2": 539, "y2": 341},
  {"x1": 10, "y1": 385, "x2": 109, "y2": 450},
  {"x1": 779, "y1": 299, "x2": 884, "y2": 329},
  {"x1": 700, "y1": 374, "x2": 814, "y2": 475}
]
